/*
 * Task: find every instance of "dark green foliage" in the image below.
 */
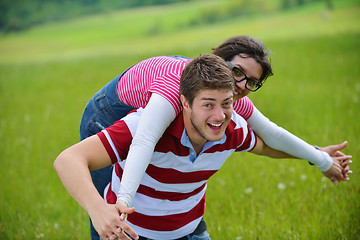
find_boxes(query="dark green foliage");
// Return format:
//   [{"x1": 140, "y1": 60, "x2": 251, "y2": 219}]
[
  {"x1": 0, "y1": 0, "x2": 191, "y2": 33},
  {"x1": 0, "y1": 0, "x2": 340, "y2": 33}
]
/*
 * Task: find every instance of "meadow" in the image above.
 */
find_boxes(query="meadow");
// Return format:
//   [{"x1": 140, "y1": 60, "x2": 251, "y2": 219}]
[{"x1": 0, "y1": 0, "x2": 359, "y2": 239}]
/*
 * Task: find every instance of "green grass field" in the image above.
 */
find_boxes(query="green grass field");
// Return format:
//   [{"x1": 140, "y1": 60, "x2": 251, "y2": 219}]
[{"x1": 0, "y1": 0, "x2": 359, "y2": 239}]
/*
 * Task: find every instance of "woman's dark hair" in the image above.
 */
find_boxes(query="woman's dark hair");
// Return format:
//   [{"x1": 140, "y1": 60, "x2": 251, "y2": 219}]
[
  {"x1": 212, "y1": 36, "x2": 273, "y2": 82},
  {"x1": 179, "y1": 54, "x2": 234, "y2": 106}
]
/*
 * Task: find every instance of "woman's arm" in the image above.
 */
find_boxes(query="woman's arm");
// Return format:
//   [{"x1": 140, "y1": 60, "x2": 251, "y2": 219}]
[
  {"x1": 117, "y1": 93, "x2": 176, "y2": 207},
  {"x1": 247, "y1": 106, "x2": 333, "y2": 171},
  {"x1": 249, "y1": 133, "x2": 352, "y2": 185}
]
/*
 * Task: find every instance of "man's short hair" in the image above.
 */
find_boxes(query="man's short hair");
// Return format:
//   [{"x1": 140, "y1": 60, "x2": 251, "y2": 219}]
[
  {"x1": 212, "y1": 35, "x2": 273, "y2": 82},
  {"x1": 179, "y1": 54, "x2": 234, "y2": 106}
]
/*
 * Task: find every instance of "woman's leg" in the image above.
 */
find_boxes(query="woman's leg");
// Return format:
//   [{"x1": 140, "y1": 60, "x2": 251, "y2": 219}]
[{"x1": 80, "y1": 74, "x2": 135, "y2": 240}]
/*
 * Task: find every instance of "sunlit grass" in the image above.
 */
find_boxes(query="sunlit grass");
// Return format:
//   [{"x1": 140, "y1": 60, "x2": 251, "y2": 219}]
[{"x1": 0, "y1": 0, "x2": 359, "y2": 239}]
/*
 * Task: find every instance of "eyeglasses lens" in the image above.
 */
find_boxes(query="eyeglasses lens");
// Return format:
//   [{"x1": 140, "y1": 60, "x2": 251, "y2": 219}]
[
  {"x1": 232, "y1": 68, "x2": 244, "y2": 81},
  {"x1": 231, "y1": 65, "x2": 261, "y2": 92}
]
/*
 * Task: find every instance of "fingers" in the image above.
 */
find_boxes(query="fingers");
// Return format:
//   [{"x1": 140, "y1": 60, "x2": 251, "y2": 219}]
[
  {"x1": 108, "y1": 230, "x2": 132, "y2": 240},
  {"x1": 101, "y1": 209, "x2": 138, "y2": 240},
  {"x1": 333, "y1": 171, "x2": 345, "y2": 182},
  {"x1": 335, "y1": 155, "x2": 352, "y2": 163},
  {"x1": 323, "y1": 141, "x2": 348, "y2": 157},
  {"x1": 108, "y1": 226, "x2": 138, "y2": 240},
  {"x1": 120, "y1": 222, "x2": 139, "y2": 240},
  {"x1": 341, "y1": 159, "x2": 352, "y2": 168},
  {"x1": 115, "y1": 202, "x2": 136, "y2": 215},
  {"x1": 120, "y1": 213, "x2": 127, "y2": 221},
  {"x1": 112, "y1": 202, "x2": 138, "y2": 240},
  {"x1": 101, "y1": 227, "x2": 128, "y2": 240},
  {"x1": 342, "y1": 164, "x2": 350, "y2": 173},
  {"x1": 332, "y1": 150, "x2": 345, "y2": 158},
  {"x1": 105, "y1": 224, "x2": 138, "y2": 240},
  {"x1": 336, "y1": 141, "x2": 348, "y2": 151},
  {"x1": 344, "y1": 170, "x2": 353, "y2": 180},
  {"x1": 331, "y1": 155, "x2": 353, "y2": 183},
  {"x1": 330, "y1": 141, "x2": 348, "y2": 152}
]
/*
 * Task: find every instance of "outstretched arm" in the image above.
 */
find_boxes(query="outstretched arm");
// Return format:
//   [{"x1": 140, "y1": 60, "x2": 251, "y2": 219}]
[
  {"x1": 54, "y1": 136, "x2": 138, "y2": 240},
  {"x1": 249, "y1": 135, "x2": 352, "y2": 185},
  {"x1": 247, "y1": 106, "x2": 333, "y2": 171},
  {"x1": 247, "y1": 106, "x2": 355, "y2": 176}
]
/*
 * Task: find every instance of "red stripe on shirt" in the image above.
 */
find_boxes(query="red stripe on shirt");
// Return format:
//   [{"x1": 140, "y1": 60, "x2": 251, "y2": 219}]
[
  {"x1": 97, "y1": 132, "x2": 117, "y2": 164},
  {"x1": 146, "y1": 164, "x2": 217, "y2": 184},
  {"x1": 106, "y1": 181, "x2": 117, "y2": 204},
  {"x1": 236, "y1": 125, "x2": 256, "y2": 151},
  {"x1": 155, "y1": 133, "x2": 189, "y2": 156},
  {"x1": 137, "y1": 183, "x2": 206, "y2": 201},
  {"x1": 97, "y1": 120, "x2": 133, "y2": 163},
  {"x1": 127, "y1": 194, "x2": 206, "y2": 231}
]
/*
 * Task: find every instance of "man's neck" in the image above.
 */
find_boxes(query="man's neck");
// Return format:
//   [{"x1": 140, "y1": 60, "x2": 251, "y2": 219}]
[
  {"x1": 183, "y1": 115, "x2": 206, "y2": 155},
  {"x1": 190, "y1": 138, "x2": 206, "y2": 155}
]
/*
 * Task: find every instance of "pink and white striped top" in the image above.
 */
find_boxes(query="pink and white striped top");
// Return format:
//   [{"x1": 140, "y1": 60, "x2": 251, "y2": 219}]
[{"x1": 117, "y1": 56, "x2": 254, "y2": 120}]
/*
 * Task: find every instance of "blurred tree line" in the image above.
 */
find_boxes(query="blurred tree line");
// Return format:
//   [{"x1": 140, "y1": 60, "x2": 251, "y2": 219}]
[
  {"x1": 0, "y1": 0, "x2": 333, "y2": 33},
  {"x1": 186, "y1": 0, "x2": 332, "y2": 28},
  {"x1": 0, "y1": 0, "x2": 190, "y2": 33},
  {"x1": 281, "y1": 0, "x2": 333, "y2": 9}
]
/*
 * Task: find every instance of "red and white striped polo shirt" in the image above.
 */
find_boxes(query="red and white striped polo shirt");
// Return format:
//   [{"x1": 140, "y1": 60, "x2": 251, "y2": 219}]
[
  {"x1": 117, "y1": 56, "x2": 254, "y2": 120},
  {"x1": 97, "y1": 108, "x2": 257, "y2": 239}
]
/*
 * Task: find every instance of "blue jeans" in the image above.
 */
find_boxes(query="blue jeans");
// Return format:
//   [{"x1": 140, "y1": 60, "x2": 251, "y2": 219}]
[
  {"x1": 80, "y1": 72, "x2": 135, "y2": 240},
  {"x1": 188, "y1": 231, "x2": 211, "y2": 240},
  {"x1": 138, "y1": 231, "x2": 211, "y2": 240}
]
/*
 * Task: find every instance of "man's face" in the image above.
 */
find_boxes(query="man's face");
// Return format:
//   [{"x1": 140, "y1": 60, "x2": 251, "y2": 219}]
[
  {"x1": 230, "y1": 54, "x2": 263, "y2": 100},
  {"x1": 182, "y1": 89, "x2": 233, "y2": 146}
]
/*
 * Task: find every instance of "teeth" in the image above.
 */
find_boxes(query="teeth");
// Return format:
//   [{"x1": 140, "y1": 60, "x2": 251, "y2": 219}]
[{"x1": 209, "y1": 123, "x2": 222, "y2": 127}]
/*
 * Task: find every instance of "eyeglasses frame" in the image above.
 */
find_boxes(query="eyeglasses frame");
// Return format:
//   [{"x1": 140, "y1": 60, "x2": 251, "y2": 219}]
[{"x1": 226, "y1": 61, "x2": 263, "y2": 92}]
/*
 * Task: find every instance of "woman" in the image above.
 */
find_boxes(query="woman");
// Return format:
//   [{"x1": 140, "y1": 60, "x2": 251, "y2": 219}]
[{"x1": 80, "y1": 36, "x2": 348, "y2": 240}]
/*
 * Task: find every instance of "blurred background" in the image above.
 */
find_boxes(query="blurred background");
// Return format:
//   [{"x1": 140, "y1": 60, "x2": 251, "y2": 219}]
[{"x1": 0, "y1": 0, "x2": 359, "y2": 239}]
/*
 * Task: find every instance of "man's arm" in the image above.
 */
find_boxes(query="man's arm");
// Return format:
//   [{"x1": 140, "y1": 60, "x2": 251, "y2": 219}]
[
  {"x1": 249, "y1": 135, "x2": 352, "y2": 184},
  {"x1": 250, "y1": 135, "x2": 294, "y2": 158},
  {"x1": 54, "y1": 135, "x2": 138, "y2": 240}
]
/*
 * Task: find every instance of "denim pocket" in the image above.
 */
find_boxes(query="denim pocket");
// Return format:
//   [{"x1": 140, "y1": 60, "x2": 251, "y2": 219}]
[
  {"x1": 95, "y1": 93, "x2": 106, "y2": 102},
  {"x1": 94, "y1": 121, "x2": 106, "y2": 130}
]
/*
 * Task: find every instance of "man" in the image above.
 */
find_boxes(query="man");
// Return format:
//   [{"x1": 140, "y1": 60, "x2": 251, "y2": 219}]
[{"x1": 54, "y1": 54, "x2": 351, "y2": 240}]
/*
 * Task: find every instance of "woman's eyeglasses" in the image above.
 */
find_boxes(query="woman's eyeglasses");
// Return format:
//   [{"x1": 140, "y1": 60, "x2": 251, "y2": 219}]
[{"x1": 226, "y1": 61, "x2": 262, "y2": 92}]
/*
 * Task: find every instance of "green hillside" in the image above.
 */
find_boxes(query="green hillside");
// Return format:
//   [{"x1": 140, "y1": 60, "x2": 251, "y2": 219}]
[{"x1": 0, "y1": 0, "x2": 358, "y2": 64}]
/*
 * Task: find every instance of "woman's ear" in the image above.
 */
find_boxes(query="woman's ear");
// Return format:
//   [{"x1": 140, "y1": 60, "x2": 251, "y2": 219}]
[{"x1": 180, "y1": 94, "x2": 190, "y2": 110}]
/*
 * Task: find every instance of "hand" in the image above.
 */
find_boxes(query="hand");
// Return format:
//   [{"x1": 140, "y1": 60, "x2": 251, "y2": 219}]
[
  {"x1": 318, "y1": 141, "x2": 353, "y2": 180},
  {"x1": 89, "y1": 201, "x2": 138, "y2": 240},
  {"x1": 319, "y1": 141, "x2": 347, "y2": 158},
  {"x1": 322, "y1": 155, "x2": 352, "y2": 185}
]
